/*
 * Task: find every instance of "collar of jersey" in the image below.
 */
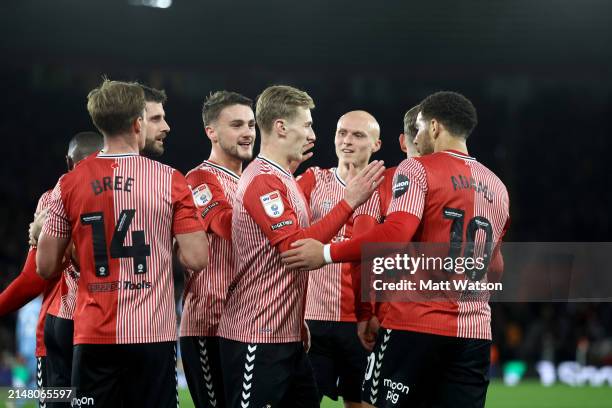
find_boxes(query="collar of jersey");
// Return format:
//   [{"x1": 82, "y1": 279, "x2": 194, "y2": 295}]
[
  {"x1": 258, "y1": 155, "x2": 292, "y2": 177},
  {"x1": 203, "y1": 160, "x2": 240, "y2": 180},
  {"x1": 332, "y1": 167, "x2": 346, "y2": 187},
  {"x1": 442, "y1": 150, "x2": 477, "y2": 161},
  {"x1": 97, "y1": 152, "x2": 139, "y2": 158}
]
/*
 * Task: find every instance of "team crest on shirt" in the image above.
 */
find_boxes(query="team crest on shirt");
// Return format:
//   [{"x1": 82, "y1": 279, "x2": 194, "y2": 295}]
[
  {"x1": 260, "y1": 190, "x2": 284, "y2": 218},
  {"x1": 192, "y1": 184, "x2": 213, "y2": 207}
]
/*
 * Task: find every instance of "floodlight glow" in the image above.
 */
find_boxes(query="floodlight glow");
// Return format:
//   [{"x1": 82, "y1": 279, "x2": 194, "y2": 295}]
[{"x1": 128, "y1": 0, "x2": 172, "y2": 9}]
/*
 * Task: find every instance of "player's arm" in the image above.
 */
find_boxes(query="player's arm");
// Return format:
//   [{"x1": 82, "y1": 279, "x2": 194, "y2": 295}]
[
  {"x1": 281, "y1": 159, "x2": 426, "y2": 268},
  {"x1": 173, "y1": 171, "x2": 209, "y2": 271},
  {"x1": 245, "y1": 162, "x2": 384, "y2": 253},
  {"x1": 351, "y1": 214, "x2": 378, "y2": 321},
  {"x1": 295, "y1": 167, "x2": 317, "y2": 205},
  {"x1": 36, "y1": 179, "x2": 72, "y2": 279},
  {"x1": 488, "y1": 218, "x2": 510, "y2": 283},
  {"x1": 0, "y1": 248, "x2": 49, "y2": 315},
  {"x1": 187, "y1": 168, "x2": 234, "y2": 240}
]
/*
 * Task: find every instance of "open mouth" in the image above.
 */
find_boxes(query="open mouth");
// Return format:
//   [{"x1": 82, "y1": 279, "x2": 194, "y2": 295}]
[{"x1": 341, "y1": 149, "x2": 354, "y2": 154}]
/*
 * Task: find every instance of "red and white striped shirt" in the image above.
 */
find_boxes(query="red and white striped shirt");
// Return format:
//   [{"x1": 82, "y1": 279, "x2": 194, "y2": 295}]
[
  {"x1": 42, "y1": 152, "x2": 204, "y2": 344},
  {"x1": 298, "y1": 167, "x2": 356, "y2": 322},
  {"x1": 383, "y1": 150, "x2": 510, "y2": 340},
  {"x1": 217, "y1": 156, "x2": 312, "y2": 343},
  {"x1": 180, "y1": 160, "x2": 239, "y2": 337}
]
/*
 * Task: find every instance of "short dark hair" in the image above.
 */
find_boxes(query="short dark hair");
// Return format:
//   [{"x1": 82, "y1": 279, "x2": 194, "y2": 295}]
[
  {"x1": 202, "y1": 91, "x2": 253, "y2": 126},
  {"x1": 403, "y1": 104, "x2": 420, "y2": 139},
  {"x1": 419, "y1": 91, "x2": 477, "y2": 138},
  {"x1": 141, "y1": 85, "x2": 167, "y2": 104},
  {"x1": 68, "y1": 131, "x2": 104, "y2": 163}
]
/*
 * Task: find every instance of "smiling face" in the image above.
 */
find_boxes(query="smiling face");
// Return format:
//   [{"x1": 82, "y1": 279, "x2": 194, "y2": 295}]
[
  {"x1": 334, "y1": 111, "x2": 381, "y2": 168},
  {"x1": 283, "y1": 106, "x2": 316, "y2": 163},
  {"x1": 142, "y1": 101, "x2": 170, "y2": 157},
  {"x1": 207, "y1": 104, "x2": 256, "y2": 161}
]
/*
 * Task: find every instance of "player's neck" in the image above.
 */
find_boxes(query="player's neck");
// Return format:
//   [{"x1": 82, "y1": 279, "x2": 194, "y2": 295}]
[
  {"x1": 102, "y1": 134, "x2": 140, "y2": 155},
  {"x1": 336, "y1": 160, "x2": 366, "y2": 182},
  {"x1": 208, "y1": 148, "x2": 243, "y2": 175},
  {"x1": 435, "y1": 134, "x2": 469, "y2": 155},
  {"x1": 259, "y1": 146, "x2": 291, "y2": 172}
]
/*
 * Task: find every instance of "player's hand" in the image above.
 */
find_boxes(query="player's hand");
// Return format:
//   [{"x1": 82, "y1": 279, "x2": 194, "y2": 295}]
[
  {"x1": 302, "y1": 320, "x2": 311, "y2": 352},
  {"x1": 281, "y1": 238, "x2": 325, "y2": 270},
  {"x1": 357, "y1": 316, "x2": 380, "y2": 352},
  {"x1": 344, "y1": 160, "x2": 385, "y2": 209},
  {"x1": 289, "y1": 142, "x2": 315, "y2": 174},
  {"x1": 28, "y1": 208, "x2": 49, "y2": 246}
]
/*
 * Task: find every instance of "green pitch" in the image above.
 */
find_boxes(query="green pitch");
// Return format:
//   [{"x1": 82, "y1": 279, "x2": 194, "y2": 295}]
[
  {"x1": 2, "y1": 382, "x2": 612, "y2": 407},
  {"x1": 175, "y1": 381, "x2": 612, "y2": 408}
]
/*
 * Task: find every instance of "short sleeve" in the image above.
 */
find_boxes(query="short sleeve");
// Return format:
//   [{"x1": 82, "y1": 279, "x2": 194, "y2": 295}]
[
  {"x1": 171, "y1": 170, "x2": 206, "y2": 235},
  {"x1": 387, "y1": 158, "x2": 428, "y2": 219},
  {"x1": 41, "y1": 177, "x2": 71, "y2": 238}
]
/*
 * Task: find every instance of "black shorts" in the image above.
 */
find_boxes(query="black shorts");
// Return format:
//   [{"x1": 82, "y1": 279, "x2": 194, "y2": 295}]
[
  {"x1": 219, "y1": 338, "x2": 319, "y2": 408},
  {"x1": 71, "y1": 341, "x2": 178, "y2": 408},
  {"x1": 180, "y1": 336, "x2": 225, "y2": 408},
  {"x1": 37, "y1": 356, "x2": 47, "y2": 408},
  {"x1": 362, "y1": 329, "x2": 490, "y2": 408},
  {"x1": 44, "y1": 314, "x2": 74, "y2": 408},
  {"x1": 306, "y1": 320, "x2": 367, "y2": 403}
]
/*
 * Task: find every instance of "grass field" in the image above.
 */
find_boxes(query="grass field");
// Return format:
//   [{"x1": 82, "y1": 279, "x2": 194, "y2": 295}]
[{"x1": 2, "y1": 381, "x2": 612, "y2": 407}]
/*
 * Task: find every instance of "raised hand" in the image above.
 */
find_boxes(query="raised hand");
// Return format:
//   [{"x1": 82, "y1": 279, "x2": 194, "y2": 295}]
[{"x1": 344, "y1": 160, "x2": 385, "y2": 209}]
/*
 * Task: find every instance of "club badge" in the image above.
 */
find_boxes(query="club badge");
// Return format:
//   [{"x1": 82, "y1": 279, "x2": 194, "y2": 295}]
[{"x1": 260, "y1": 190, "x2": 284, "y2": 218}]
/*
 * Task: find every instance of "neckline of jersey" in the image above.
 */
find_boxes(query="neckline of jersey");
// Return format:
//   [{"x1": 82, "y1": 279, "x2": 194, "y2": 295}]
[
  {"x1": 332, "y1": 167, "x2": 347, "y2": 187},
  {"x1": 442, "y1": 150, "x2": 477, "y2": 161},
  {"x1": 203, "y1": 160, "x2": 240, "y2": 180},
  {"x1": 97, "y1": 152, "x2": 139, "y2": 158},
  {"x1": 258, "y1": 155, "x2": 292, "y2": 177}
]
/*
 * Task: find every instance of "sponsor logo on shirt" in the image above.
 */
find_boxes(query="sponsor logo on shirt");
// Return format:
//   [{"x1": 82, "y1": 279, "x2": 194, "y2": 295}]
[
  {"x1": 260, "y1": 190, "x2": 284, "y2": 218},
  {"x1": 192, "y1": 183, "x2": 213, "y2": 207},
  {"x1": 201, "y1": 201, "x2": 220, "y2": 218},
  {"x1": 270, "y1": 220, "x2": 293, "y2": 230},
  {"x1": 392, "y1": 174, "x2": 410, "y2": 198}
]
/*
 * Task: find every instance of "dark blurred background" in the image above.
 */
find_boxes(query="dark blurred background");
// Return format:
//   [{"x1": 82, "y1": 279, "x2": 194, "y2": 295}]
[{"x1": 1, "y1": 0, "x2": 611, "y2": 379}]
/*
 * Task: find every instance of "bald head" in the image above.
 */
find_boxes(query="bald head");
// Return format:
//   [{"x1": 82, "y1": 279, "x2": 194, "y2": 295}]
[
  {"x1": 336, "y1": 110, "x2": 380, "y2": 140},
  {"x1": 67, "y1": 131, "x2": 104, "y2": 168}
]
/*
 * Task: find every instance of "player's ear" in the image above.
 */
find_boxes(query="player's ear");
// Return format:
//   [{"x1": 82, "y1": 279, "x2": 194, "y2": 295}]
[
  {"x1": 398, "y1": 133, "x2": 408, "y2": 153},
  {"x1": 274, "y1": 119, "x2": 287, "y2": 137},
  {"x1": 372, "y1": 138, "x2": 382, "y2": 154},
  {"x1": 430, "y1": 118, "x2": 440, "y2": 139},
  {"x1": 134, "y1": 116, "x2": 143, "y2": 134},
  {"x1": 205, "y1": 125, "x2": 216, "y2": 143}
]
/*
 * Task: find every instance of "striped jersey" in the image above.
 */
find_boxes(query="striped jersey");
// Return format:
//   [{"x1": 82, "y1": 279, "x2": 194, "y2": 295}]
[
  {"x1": 384, "y1": 150, "x2": 510, "y2": 340},
  {"x1": 352, "y1": 166, "x2": 397, "y2": 323},
  {"x1": 217, "y1": 156, "x2": 311, "y2": 343},
  {"x1": 298, "y1": 167, "x2": 355, "y2": 322},
  {"x1": 42, "y1": 152, "x2": 204, "y2": 344},
  {"x1": 180, "y1": 160, "x2": 239, "y2": 337}
]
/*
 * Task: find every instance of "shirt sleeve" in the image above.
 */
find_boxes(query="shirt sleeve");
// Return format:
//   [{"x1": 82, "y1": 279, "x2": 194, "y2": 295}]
[
  {"x1": 187, "y1": 169, "x2": 233, "y2": 240},
  {"x1": 0, "y1": 248, "x2": 49, "y2": 316},
  {"x1": 41, "y1": 177, "x2": 71, "y2": 238},
  {"x1": 350, "y1": 214, "x2": 379, "y2": 321},
  {"x1": 295, "y1": 167, "x2": 317, "y2": 205},
  {"x1": 353, "y1": 190, "x2": 383, "y2": 223},
  {"x1": 243, "y1": 174, "x2": 354, "y2": 252},
  {"x1": 172, "y1": 170, "x2": 206, "y2": 235},
  {"x1": 386, "y1": 158, "x2": 428, "y2": 219}
]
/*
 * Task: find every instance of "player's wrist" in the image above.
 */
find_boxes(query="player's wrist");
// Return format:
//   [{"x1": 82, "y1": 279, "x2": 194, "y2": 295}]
[{"x1": 323, "y1": 244, "x2": 333, "y2": 264}]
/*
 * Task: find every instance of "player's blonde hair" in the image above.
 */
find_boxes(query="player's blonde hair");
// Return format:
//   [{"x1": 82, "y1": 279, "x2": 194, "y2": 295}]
[
  {"x1": 255, "y1": 85, "x2": 315, "y2": 134},
  {"x1": 87, "y1": 78, "x2": 146, "y2": 136}
]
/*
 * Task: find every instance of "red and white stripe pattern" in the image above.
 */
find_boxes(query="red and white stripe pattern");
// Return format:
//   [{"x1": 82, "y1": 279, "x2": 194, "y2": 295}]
[
  {"x1": 180, "y1": 161, "x2": 239, "y2": 337},
  {"x1": 217, "y1": 156, "x2": 310, "y2": 343},
  {"x1": 56, "y1": 265, "x2": 78, "y2": 319},
  {"x1": 456, "y1": 153, "x2": 510, "y2": 339},
  {"x1": 302, "y1": 167, "x2": 356, "y2": 322},
  {"x1": 381, "y1": 151, "x2": 509, "y2": 340},
  {"x1": 44, "y1": 152, "x2": 201, "y2": 344}
]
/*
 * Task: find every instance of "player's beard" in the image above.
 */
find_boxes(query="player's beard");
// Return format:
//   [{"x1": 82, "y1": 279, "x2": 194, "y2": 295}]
[
  {"x1": 220, "y1": 138, "x2": 253, "y2": 161},
  {"x1": 142, "y1": 134, "x2": 164, "y2": 157}
]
